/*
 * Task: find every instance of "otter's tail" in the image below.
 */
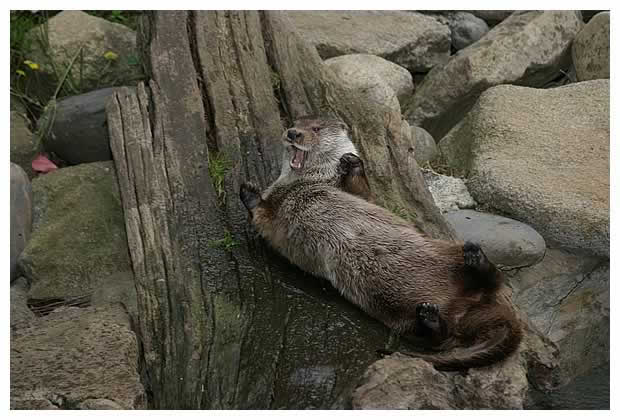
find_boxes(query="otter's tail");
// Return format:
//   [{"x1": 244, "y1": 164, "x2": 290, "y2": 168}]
[{"x1": 403, "y1": 306, "x2": 523, "y2": 371}]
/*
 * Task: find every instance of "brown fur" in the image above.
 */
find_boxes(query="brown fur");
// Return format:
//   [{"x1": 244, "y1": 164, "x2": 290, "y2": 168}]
[{"x1": 241, "y1": 116, "x2": 522, "y2": 370}]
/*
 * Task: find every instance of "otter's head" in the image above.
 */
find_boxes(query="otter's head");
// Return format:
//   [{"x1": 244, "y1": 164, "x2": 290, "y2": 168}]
[{"x1": 282, "y1": 116, "x2": 352, "y2": 172}]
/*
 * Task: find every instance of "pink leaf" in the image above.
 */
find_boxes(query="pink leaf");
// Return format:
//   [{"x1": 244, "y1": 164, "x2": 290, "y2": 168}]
[{"x1": 32, "y1": 154, "x2": 58, "y2": 174}]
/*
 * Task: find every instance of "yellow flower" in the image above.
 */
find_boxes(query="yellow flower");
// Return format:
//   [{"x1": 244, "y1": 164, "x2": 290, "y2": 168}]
[
  {"x1": 23, "y1": 60, "x2": 40, "y2": 70},
  {"x1": 103, "y1": 51, "x2": 119, "y2": 61},
  {"x1": 16, "y1": 69, "x2": 26, "y2": 77}
]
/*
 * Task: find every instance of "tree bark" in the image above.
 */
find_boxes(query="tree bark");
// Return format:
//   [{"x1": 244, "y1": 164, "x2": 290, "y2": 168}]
[{"x1": 107, "y1": 10, "x2": 453, "y2": 409}]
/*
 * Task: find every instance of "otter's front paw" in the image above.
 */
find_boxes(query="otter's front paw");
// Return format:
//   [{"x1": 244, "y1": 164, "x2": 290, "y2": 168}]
[
  {"x1": 416, "y1": 302, "x2": 440, "y2": 331},
  {"x1": 338, "y1": 152, "x2": 364, "y2": 175},
  {"x1": 240, "y1": 183, "x2": 261, "y2": 212}
]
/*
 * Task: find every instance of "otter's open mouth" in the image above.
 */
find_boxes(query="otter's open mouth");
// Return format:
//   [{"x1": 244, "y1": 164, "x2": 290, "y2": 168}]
[{"x1": 290, "y1": 146, "x2": 308, "y2": 170}]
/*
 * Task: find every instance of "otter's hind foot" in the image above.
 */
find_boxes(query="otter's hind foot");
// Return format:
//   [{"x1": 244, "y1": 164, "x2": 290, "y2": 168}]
[
  {"x1": 240, "y1": 183, "x2": 261, "y2": 212},
  {"x1": 463, "y1": 241, "x2": 503, "y2": 291},
  {"x1": 415, "y1": 302, "x2": 441, "y2": 333},
  {"x1": 463, "y1": 241, "x2": 488, "y2": 270}
]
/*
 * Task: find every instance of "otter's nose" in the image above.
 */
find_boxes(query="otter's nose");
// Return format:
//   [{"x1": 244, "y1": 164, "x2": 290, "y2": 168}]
[{"x1": 287, "y1": 129, "x2": 301, "y2": 141}]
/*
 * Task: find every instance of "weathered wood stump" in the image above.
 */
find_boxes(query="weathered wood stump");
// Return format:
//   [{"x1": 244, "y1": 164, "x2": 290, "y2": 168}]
[{"x1": 107, "y1": 11, "x2": 453, "y2": 409}]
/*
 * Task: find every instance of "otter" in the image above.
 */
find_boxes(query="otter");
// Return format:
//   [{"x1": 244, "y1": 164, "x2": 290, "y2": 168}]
[
  {"x1": 265, "y1": 116, "x2": 371, "y2": 201},
  {"x1": 241, "y1": 117, "x2": 522, "y2": 370}
]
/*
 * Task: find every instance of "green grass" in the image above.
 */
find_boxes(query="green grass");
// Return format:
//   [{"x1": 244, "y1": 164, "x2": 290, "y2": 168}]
[
  {"x1": 209, "y1": 231, "x2": 239, "y2": 252},
  {"x1": 208, "y1": 152, "x2": 232, "y2": 200}
]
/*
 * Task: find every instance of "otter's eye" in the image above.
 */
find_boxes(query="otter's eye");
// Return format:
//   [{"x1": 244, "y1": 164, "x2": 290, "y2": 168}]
[{"x1": 312, "y1": 127, "x2": 321, "y2": 133}]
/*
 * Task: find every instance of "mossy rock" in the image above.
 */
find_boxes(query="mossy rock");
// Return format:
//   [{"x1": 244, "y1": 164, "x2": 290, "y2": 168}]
[{"x1": 19, "y1": 161, "x2": 131, "y2": 299}]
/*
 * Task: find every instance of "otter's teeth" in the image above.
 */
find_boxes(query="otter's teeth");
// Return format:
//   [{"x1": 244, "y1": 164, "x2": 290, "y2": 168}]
[{"x1": 291, "y1": 148, "x2": 305, "y2": 170}]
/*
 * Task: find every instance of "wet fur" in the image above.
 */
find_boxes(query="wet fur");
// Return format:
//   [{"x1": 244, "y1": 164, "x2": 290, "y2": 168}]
[{"x1": 241, "y1": 117, "x2": 522, "y2": 370}]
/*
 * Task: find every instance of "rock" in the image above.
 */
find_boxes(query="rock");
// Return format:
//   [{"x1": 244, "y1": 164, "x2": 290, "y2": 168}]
[
  {"x1": 444, "y1": 81, "x2": 609, "y2": 257},
  {"x1": 11, "y1": 163, "x2": 33, "y2": 281},
  {"x1": 410, "y1": 126, "x2": 437, "y2": 164},
  {"x1": 446, "y1": 12, "x2": 490, "y2": 51},
  {"x1": 77, "y1": 399, "x2": 123, "y2": 409},
  {"x1": 572, "y1": 12, "x2": 609, "y2": 81},
  {"x1": 45, "y1": 87, "x2": 131, "y2": 164},
  {"x1": 422, "y1": 169, "x2": 476, "y2": 213},
  {"x1": 25, "y1": 11, "x2": 139, "y2": 92},
  {"x1": 329, "y1": 61, "x2": 401, "y2": 115},
  {"x1": 469, "y1": 10, "x2": 515, "y2": 26},
  {"x1": 18, "y1": 161, "x2": 132, "y2": 300},
  {"x1": 352, "y1": 313, "x2": 561, "y2": 409},
  {"x1": 509, "y1": 250, "x2": 609, "y2": 382},
  {"x1": 10, "y1": 111, "x2": 37, "y2": 179},
  {"x1": 405, "y1": 11, "x2": 583, "y2": 140},
  {"x1": 285, "y1": 11, "x2": 451, "y2": 72},
  {"x1": 324, "y1": 54, "x2": 413, "y2": 105},
  {"x1": 10, "y1": 304, "x2": 146, "y2": 409},
  {"x1": 444, "y1": 210, "x2": 546, "y2": 269},
  {"x1": 11, "y1": 278, "x2": 36, "y2": 331}
]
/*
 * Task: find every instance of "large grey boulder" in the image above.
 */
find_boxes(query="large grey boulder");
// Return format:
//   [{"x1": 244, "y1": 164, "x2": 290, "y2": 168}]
[
  {"x1": 45, "y1": 87, "x2": 131, "y2": 164},
  {"x1": 509, "y1": 250, "x2": 609, "y2": 382},
  {"x1": 284, "y1": 11, "x2": 451, "y2": 72},
  {"x1": 10, "y1": 111, "x2": 37, "y2": 179},
  {"x1": 25, "y1": 11, "x2": 139, "y2": 92},
  {"x1": 10, "y1": 304, "x2": 146, "y2": 409},
  {"x1": 405, "y1": 11, "x2": 583, "y2": 140},
  {"x1": 445, "y1": 210, "x2": 546, "y2": 269},
  {"x1": 440, "y1": 81, "x2": 609, "y2": 257},
  {"x1": 324, "y1": 54, "x2": 413, "y2": 105},
  {"x1": 18, "y1": 161, "x2": 132, "y2": 300},
  {"x1": 11, "y1": 163, "x2": 33, "y2": 281},
  {"x1": 572, "y1": 12, "x2": 609, "y2": 81}
]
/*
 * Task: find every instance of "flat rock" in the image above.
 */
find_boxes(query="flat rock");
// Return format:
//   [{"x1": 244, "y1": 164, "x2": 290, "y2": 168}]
[
  {"x1": 10, "y1": 111, "x2": 37, "y2": 179},
  {"x1": 572, "y1": 12, "x2": 609, "y2": 81},
  {"x1": 445, "y1": 210, "x2": 546, "y2": 269},
  {"x1": 10, "y1": 304, "x2": 146, "y2": 409},
  {"x1": 26, "y1": 11, "x2": 139, "y2": 92},
  {"x1": 509, "y1": 250, "x2": 609, "y2": 382},
  {"x1": 285, "y1": 11, "x2": 450, "y2": 72},
  {"x1": 11, "y1": 163, "x2": 33, "y2": 281},
  {"x1": 18, "y1": 161, "x2": 132, "y2": 299},
  {"x1": 325, "y1": 54, "x2": 413, "y2": 105},
  {"x1": 445, "y1": 81, "x2": 609, "y2": 257},
  {"x1": 422, "y1": 169, "x2": 476, "y2": 214},
  {"x1": 406, "y1": 11, "x2": 583, "y2": 140},
  {"x1": 45, "y1": 87, "x2": 131, "y2": 164}
]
